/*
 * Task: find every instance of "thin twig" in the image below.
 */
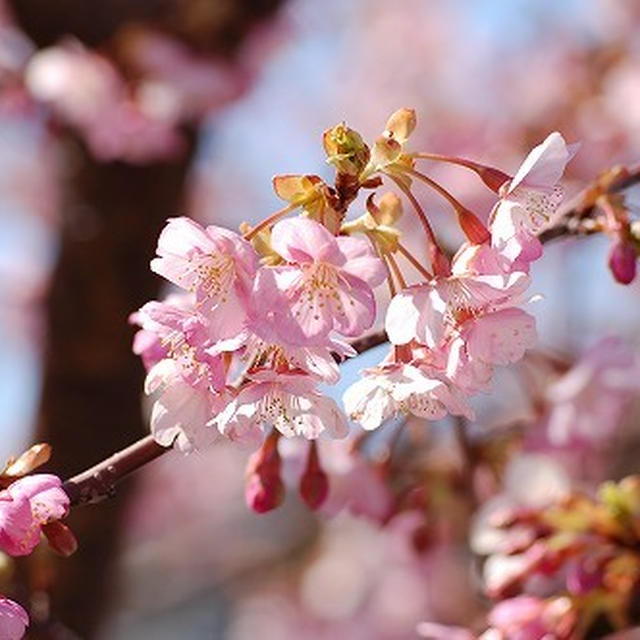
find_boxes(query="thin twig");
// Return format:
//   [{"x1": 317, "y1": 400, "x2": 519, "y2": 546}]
[{"x1": 63, "y1": 435, "x2": 167, "y2": 506}]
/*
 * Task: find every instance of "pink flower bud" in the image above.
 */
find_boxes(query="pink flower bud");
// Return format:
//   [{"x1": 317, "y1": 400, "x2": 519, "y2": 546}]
[
  {"x1": 566, "y1": 559, "x2": 603, "y2": 595},
  {"x1": 42, "y1": 521, "x2": 78, "y2": 557},
  {"x1": 299, "y1": 443, "x2": 329, "y2": 510},
  {"x1": 609, "y1": 237, "x2": 637, "y2": 284},
  {"x1": 245, "y1": 471, "x2": 284, "y2": 514},
  {"x1": 244, "y1": 432, "x2": 284, "y2": 514}
]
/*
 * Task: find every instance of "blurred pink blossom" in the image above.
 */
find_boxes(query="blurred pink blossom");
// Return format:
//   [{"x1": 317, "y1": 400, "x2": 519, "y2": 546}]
[{"x1": 0, "y1": 473, "x2": 69, "y2": 556}]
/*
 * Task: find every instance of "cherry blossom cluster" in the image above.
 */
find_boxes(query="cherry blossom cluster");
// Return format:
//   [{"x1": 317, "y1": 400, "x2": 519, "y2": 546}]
[
  {"x1": 132, "y1": 108, "x2": 574, "y2": 511},
  {"x1": 0, "y1": 2, "x2": 256, "y2": 163},
  {"x1": 0, "y1": 445, "x2": 76, "y2": 640},
  {"x1": 421, "y1": 475, "x2": 640, "y2": 639}
]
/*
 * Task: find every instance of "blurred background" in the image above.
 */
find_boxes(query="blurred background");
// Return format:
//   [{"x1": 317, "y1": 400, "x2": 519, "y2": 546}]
[{"x1": 1, "y1": 0, "x2": 640, "y2": 637}]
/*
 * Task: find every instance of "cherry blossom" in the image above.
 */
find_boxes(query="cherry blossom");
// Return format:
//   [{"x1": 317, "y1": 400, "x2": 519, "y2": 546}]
[
  {"x1": 447, "y1": 308, "x2": 537, "y2": 391},
  {"x1": 545, "y1": 337, "x2": 640, "y2": 446},
  {"x1": 0, "y1": 597, "x2": 28, "y2": 640},
  {"x1": 213, "y1": 370, "x2": 348, "y2": 442},
  {"x1": 385, "y1": 245, "x2": 530, "y2": 349},
  {"x1": 145, "y1": 359, "x2": 226, "y2": 453},
  {"x1": 0, "y1": 474, "x2": 69, "y2": 557},
  {"x1": 238, "y1": 331, "x2": 352, "y2": 385},
  {"x1": 254, "y1": 217, "x2": 385, "y2": 346},
  {"x1": 133, "y1": 299, "x2": 231, "y2": 452},
  {"x1": 343, "y1": 362, "x2": 473, "y2": 430},
  {"x1": 150, "y1": 217, "x2": 257, "y2": 337},
  {"x1": 490, "y1": 132, "x2": 573, "y2": 266}
]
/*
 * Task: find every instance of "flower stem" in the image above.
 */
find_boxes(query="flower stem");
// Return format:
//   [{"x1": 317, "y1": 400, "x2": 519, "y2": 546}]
[
  {"x1": 397, "y1": 165, "x2": 470, "y2": 214},
  {"x1": 243, "y1": 202, "x2": 300, "y2": 240},
  {"x1": 396, "y1": 242, "x2": 433, "y2": 281},
  {"x1": 411, "y1": 152, "x2": 510, "y2": 192},
  {"x1": 385, "y1": 172, "x2": 447, "y2": 274},
  {"x1": 382, "y1": 255, "x2": 398, "y2": 298},
  {"x1": 386, "y1": 252, "x2": 408, "y2": 290}
]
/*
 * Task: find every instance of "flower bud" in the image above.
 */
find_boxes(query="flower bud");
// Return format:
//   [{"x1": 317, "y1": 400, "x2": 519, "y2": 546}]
[
  {"x1": 608, "y1": 236, "x2": 637, "y2": 285},
  {"x1": 384, "y1": 108, "x2": 417, "y2": 144},
  {"x1": 42, "y1": 521, "x2": 78, "y2": 557},
  {"x1": 299, "y1": 442, "x2": 329, "y2": 510},
  {"x1": 245, "y1": 471, "x2": 285, "y2": 514},
  {"x1": 323, "y1": 123, "x2": 370, "y2": 176},
  {"x1": 245, "y1": 432, "x2": 284, "y2": 513},
  {"x1": 372, "y1": 192, "x2": 403, "y2": 226},
  {"x1": 370, "y1": 135, "x2": 402, "y2": 171}
]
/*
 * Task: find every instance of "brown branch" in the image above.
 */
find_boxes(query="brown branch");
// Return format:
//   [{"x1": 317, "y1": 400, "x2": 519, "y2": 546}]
[
  {"x1": 63, "y1": 435, "x2": 167, "y2": 506},
  {"x1": 63, "y1": 332, "x2": 389, "y2": 507}
]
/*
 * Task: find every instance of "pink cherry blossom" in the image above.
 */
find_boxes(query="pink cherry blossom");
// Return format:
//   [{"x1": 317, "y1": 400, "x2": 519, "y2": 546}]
[
  {"x1": 0, "y1": 474, "x2": 69, "y2": 556},
  {"x1": 134, "y1": 299, "x2": 232, "y2": 452},
  {"x1": 239, "y1": 328, "x2": 355, "y2": 385},
  {"x1": 213, "y1": 370, "x2": 348, "y2": 442},
  {"x1": 130, "y1": 292, "x2": 193, "y2": 371},
  {"x1": 447, "y1": 308, "x2": 537, "y2": 390},
  {"x1": 0, "y1": 597, "x2": 28, "y2": 640},
  {"x1": 24, "y1": 43, "x2": 183, "y2": 163},
  {"x1": 150, "y1": 217, "x2": 257, "y2": 338},
  {"x1": 145, "y1": 359, "x2": 226, "y2": 452},
  {"x1": 386, "y1": 246, "x2": 530, "y2": 349},
  {"x1": 490, "y1": 132, "x2": 573, "y2": 265},
  {"x1": 256, "y1": 217, "x2": 386, "y2": 346},
  {"x1": 486, "y1": 596, "x2": 575, "y2": 640},
  {"x1": 545, "y1": 337, "x2": 640, "y2": 446},
  {"x1": 134, "y1": 299, "x2": 226, "y2": 390},
  {"x1": 343, "y1": 362, "x2": 474, "y2": 430}
]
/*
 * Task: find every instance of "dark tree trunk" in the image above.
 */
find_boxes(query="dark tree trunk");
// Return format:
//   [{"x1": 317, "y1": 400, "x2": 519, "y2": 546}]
[
  {"x1": 28, "y1": 133, "x2": 196, "y2": 638},
  {"x1": 6, "y1": 2, "x2": 285, "y2": 636}
]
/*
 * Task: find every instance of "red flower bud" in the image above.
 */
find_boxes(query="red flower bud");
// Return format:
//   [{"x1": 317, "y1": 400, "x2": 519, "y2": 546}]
[
  {"x1": 245, "y1": 432, "x2": 284, "y2": 514},
  {"x1": 42, "y1": 521, "x2": 78, "y2": 557},
  {"x1": 608, "y1": 237, "x2": 637, "y2": 285},
  {"x1": 299, "y1": 442, "x2": 329, "y2": 510},
  {"x1": 245, "y1": 471, "x2": 285, "y2": 513}
]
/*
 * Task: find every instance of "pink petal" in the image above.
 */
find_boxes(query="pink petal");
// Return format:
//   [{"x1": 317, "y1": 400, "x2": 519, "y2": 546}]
[
  {"x1": 509, "y1": 132, "x2": 571, "y2": 192},
  {"x1": 465, "y1": 309, "x2": 537, "y2": 366},
  {"x1": 336, "y1": 236, "x2": 387, "y2": 286},
  {"x1": 150, "y1": 381, "x2": 218, "y2": 453},
  {"x1": 0, "y1": 492, "x2": 35, "y2": 556},
  {"x1": 271, "y1": 217, "x2": 339, "y2": 264},
  {"x1": 332, "y1": 272, "x2": 377, "y2": 336},
  {"x1": 385, "y1": 285, "x2": 446, "y2": 347},
  {"x1": 0, "y1": 597, "x2": 28, "y2": 640}
]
